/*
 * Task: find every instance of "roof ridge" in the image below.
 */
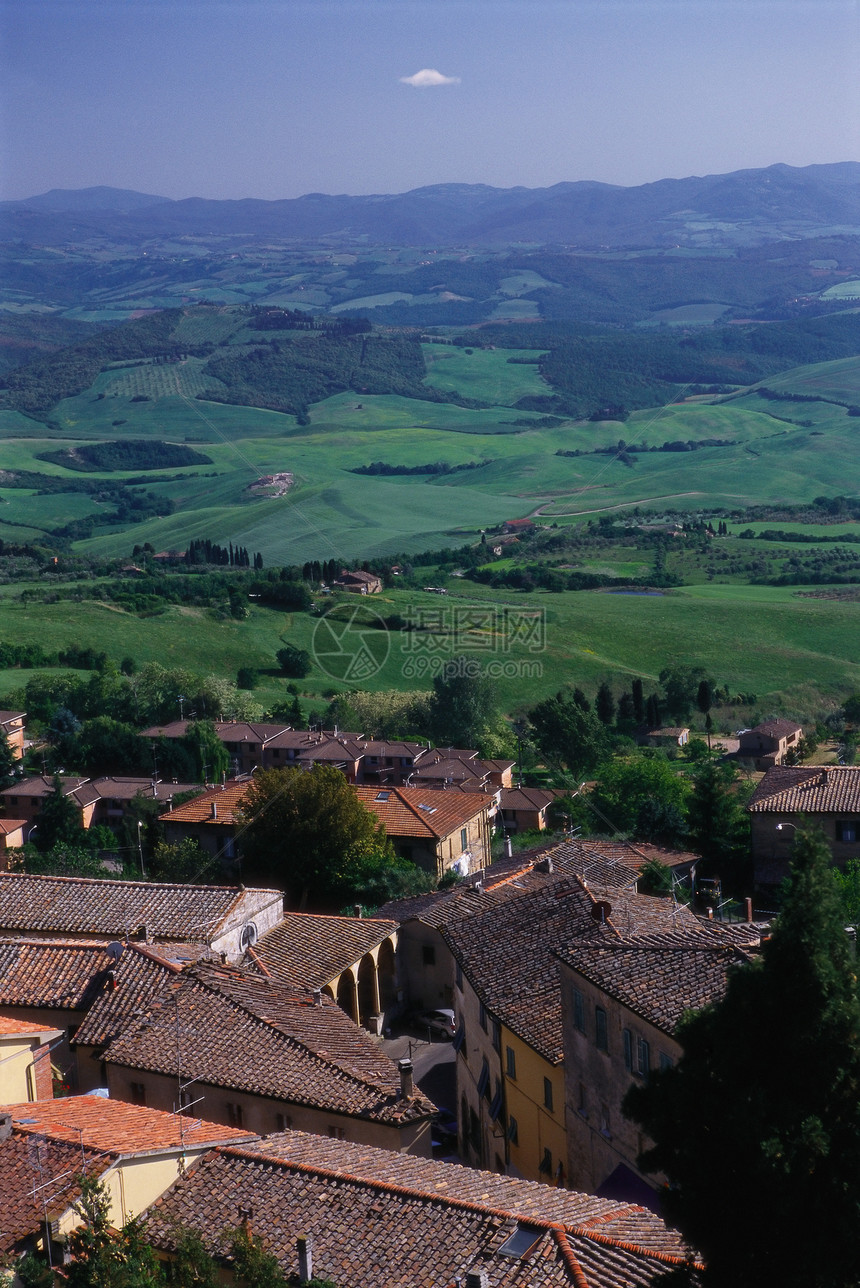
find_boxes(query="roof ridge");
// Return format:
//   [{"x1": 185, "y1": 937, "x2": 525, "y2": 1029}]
[
  {"x1": 219, "y1": 1145, "x2": 702, "y2": 1268},
  {"x1": 176, "y1": 969, "x2": 403, "y2": 1100}
]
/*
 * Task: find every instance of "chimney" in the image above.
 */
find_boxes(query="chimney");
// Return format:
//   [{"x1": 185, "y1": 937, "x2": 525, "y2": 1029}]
[
  {"x1": 465, "y1": 1273, "x2": 489, "y2": 1288},
  {"x1": 744, "y1": 896, "x2": 754, "y2": 922},
  {"x1": 354, "y1": 903, "x2": 362, "y2": 919},
  {"x1": 313, "y1": 987, "x2": 323, "y2": 1007},
  {"x1": 537, "y1": 855, "x2": 554, "y2": 874},
  {"x1": 504, "y1": 835, "x2": 513, "y2": 858},
  {"x1": 399, "y1": 1058, "x2": 414, "y2": 1100},
  {"x1": 297, "y1": 1235, "x2": 313, "y2": 1284},
  {"x1": 821, "y1": 767, "x2": 829, "y2": 785},
  {"x1": 0, "y1": 1111, "x2": 12, "y2": 1141},
  {"x1": 211, "y1": 801, "x2": 217, "y2": 820}
]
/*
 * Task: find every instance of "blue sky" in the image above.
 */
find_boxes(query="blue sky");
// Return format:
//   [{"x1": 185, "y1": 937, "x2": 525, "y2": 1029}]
[{"x1": 2, "y1": 0, "x2": 858, "y2": 201}]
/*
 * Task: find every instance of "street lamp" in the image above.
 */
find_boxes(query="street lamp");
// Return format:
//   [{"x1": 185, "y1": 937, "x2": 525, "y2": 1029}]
[
  {"x1": 178, "y1": 695, "x2": 186, "y2": 721},
  {"x1": 136, "y1": 820, "x2": 147, "y2": 880}
]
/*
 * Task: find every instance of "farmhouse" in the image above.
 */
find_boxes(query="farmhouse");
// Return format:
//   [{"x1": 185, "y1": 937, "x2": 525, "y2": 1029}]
[
  {"x1": 747, "y1": 764, "x2": 860, "y2": 888},
  {"x1": 332, "y1": 568, "x2": 383, "y2": 594},
  {"x1": 738, "y1": 718, "x2": 802, "y2": 769},
  {"x1": 356, "y1": 784, "x2": 494, "y2": 878}
]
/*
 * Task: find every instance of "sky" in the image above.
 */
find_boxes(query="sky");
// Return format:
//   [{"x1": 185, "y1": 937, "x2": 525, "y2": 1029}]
[{"x1": 1, "y1": 0, "x2": 859, "y2": 202}]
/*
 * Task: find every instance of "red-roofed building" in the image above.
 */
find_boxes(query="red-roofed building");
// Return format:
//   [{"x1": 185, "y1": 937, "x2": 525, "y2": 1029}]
[{"x1": 0, "y1": 1016, "x2": 62, "y2": 1102}]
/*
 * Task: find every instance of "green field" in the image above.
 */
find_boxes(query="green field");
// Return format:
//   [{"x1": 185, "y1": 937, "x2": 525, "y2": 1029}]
[{"x1": 1, "y1": 579, "x2": 857, "y2": 722}]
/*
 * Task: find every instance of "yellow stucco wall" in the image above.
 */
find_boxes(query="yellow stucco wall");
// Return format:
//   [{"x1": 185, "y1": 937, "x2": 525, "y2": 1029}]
[
  {"x1": 501, "y1": 1027, "x2": 566, "y2": 1184},
  {"x1": 0, "y1": 1036, "x2": 40, "y2": 1102}
]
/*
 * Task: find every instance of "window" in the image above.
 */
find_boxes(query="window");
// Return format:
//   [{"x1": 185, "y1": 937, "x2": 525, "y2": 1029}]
[
  {"x1": 499, "y1": 1225, "x2": 542, "y2": 1258},
  {"x1": 600, "y1": 1103, "x2": 611, "y2": 1137},
  {"x1": 838, "y1": 821, "x2": 857, "y2": 843},
  {"x1": 507, "y1": 1115, "x2": 519, "y2": 1145},
  {"x1": 595, "y1": 1006, "x2": 608, "y2": 1051},
  {"x1": 129, "y1": 1081, "x2": 146, "y2": 1106},
  {"x1": 659, "y1": 1051, "x2": 673, "y2": 1072},
  {"x1": 505, "y1": 1046, "x2": 517, "y2": 1079},
  {"x1": 489, "y1": 1081, "x2": 504, "y2": 1122},
  {"x1": 460, "y1": 827, "x2": 468, "y2": 850},
  {"x1": 456, "y1": 962, "x2": 463, "y2": 991},
  {"x1": 543, "y1": 1077, "x2": 553, "y2": 1112},
  {"x1": 539, "y1": 1147, "x2": 552, "y2": 1176},
  {"x1": 453, "y1": 1020, "x2": 466, "y2": 1054},
  {"x1": 623, "y1": 1028, "x2": 633, "y2": 1072},
  {"x1": 226, "y1": 1102, "x2": 243, "y2": 1127},
  {"x1": 422, "y1": 944, "x2": 436, "y2": 966},
  {"x1": 479, "y1": 1001, "x2": 488, "y2": 1031},
  {"x1": 577, "y1": 1082, "x2": 588, "y2": 1117},
  {"x1": 637, "y1": 1037, "x2": 651, "y2": 1078},
  {"x1": 477, "y1": 1058, "x2": 491, "y2": 1100},
  {"x1": 491, "y1": 1018, "x2": 501, "y2": 1053},
  {"x1": 573, "y1": 988, "x2": 585, "y2": 1033},
  {"x1": 327, "y1": 1125, "x2": 346, "y2": 1140},
  {"x1": 275, "y1": 1112, "x2": 292, "y2": 1132}
]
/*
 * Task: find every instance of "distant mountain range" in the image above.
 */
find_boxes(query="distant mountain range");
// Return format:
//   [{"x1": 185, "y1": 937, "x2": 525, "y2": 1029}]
[{"x1": 3, "y1": 162, "x2": 860, "y2": 248}]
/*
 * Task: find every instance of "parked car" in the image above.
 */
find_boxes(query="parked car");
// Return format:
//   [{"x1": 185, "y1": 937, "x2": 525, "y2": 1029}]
[{"x1": 415, "y1": 1008, "x2": 456, "y2": 1040}]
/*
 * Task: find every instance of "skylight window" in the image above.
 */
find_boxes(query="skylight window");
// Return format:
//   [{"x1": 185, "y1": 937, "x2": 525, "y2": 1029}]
[
  {"x1": 417, "y1": 803, "x2": 437, "y2": 813},
  {"x1": 375, "y1": 791, "x2": 390, "y2": 801},
  {"x1": 499, "y1": 1225, "x2": 543, "y2": 1258}
]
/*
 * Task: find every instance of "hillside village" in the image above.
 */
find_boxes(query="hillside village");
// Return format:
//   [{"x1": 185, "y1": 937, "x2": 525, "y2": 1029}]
[{"x1": 1, "y1": 691, "x2": 859, "y2": 1282}]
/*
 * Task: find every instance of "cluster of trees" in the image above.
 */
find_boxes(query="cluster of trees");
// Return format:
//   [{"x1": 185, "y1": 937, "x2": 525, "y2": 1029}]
[
  {"x1": 350, "y1": 459, "x2": 489, "y2": 476},
  {"x1": 38, "y1": 440, "x2": 212, "y2": 473},
  {"x1": 201, "y1": 330, "x2": 463, "y2": 420},
  {"x1": 0, "y1": 468, "x2": 174, "y2": 546},
  {"x1": 184, "y1": 538, "x2": 263, "y2": 569},
  {"x1": 17, "y1": 1176, "x2": 336, "y2": 1288},
  {"x1": 624, "y1": 828, "x2": 860, "y2": 1286},
  {"x1": 248, "y1": 304, "x2": 370, "y2": 338}
]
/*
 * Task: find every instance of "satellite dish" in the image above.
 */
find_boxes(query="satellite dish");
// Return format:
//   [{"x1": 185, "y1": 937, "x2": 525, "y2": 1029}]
[
  {"x1": 590, "y1": 901, "x2": 612, "y2": 924},
  {"x1": 106, "y1": 941, "x2": 125, "y2": 962},
  {"x1": 240, "y1": 922, "x2": 258, "y2": 950}
]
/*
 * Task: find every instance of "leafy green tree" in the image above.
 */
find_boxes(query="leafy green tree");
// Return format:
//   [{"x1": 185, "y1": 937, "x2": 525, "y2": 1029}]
[
  {"x1": 427, "y1": 658, "x2": 499, "y2": 751},
  {"x1": 227, "y1": 1227, "x2": 288, "y2": 1287},
  {"x1": 528, "y1": 689, "x2": 609, "y2": 778},
  {"x1": 182, "y1": 720, "x2": 229, "y2": 783},
  {"x1": 276, "y1": 643, "x2": 312, "y2": 678},
  {"x1": 686, "y1": 760, "x2": 750, "y2": 887},
  {"x1": 624, "y1": 828, "x2": 860, "y2": 1288},
  {"x1": 0, "y1": 731, "x2": 17, "y2": 789},
  {"x1": 65, "y1": 1176, "x2": 160, "y2": 1287},
  {"x1": 590, "y1": 756, "x2": 689, "y2": 842},
  {"x1": 34, "y1": 776, "x2": 86, "y2": 851},
  {"x1": 236, "y1": 667, "x2": 258, "y2": 691},
  {"x1": 660, "y1": 664, "x2": 707, "y2": 722},
  {"x1": 150, "y1": 837, "x2": 212, "y2": 884},
  {"x1": 163, "y1": 1227, "x2": 220, "y2": 1287},
  {"x1": 22, "y1": 843, "x2": 125, "y2": 878},
  {"x1": 70, "y1": 717, "x2": 147, "y2": 776},
  {"x1": 631, "y1": 677, "x2": 645, "y2": 724},
  {"x1": 833, "y1": 857, "x2": 860, "y2": 925},
  {"x1": 237, "y1": 764, "x2": 394, "y2": 906}
]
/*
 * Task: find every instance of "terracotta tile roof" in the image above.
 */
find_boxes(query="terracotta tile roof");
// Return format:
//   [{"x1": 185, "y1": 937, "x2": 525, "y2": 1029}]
[
  {"x1": 411, "y1": 756, "x2": 490, "y2": 784},
  {"x1": 143, "y1": 1132, "x2": 701, "y2": 1286},
  {"x1": 265, "y1": 728, "x2": 362, "y2": 751},
  {"x1": 159, "y1": 780, "x2": 251, "y2": 825},
  {"x1": 0, "y1": 818, "x2": 26, "y2": 835},
  {"x1": 0, "y1": 1132, "x2": 110, "y2": 1253},
  {"x1": 89, "y1": 777, "x2": 201, "y2": 803},
  {"x1": 747, "y1": 718, "x2": 802, "y2": 739},
  {"x1": 555, "y1": 940, "x2": 759, "y2": 1035},
  {"x1": 4, "y1": 1094, "x2": 256, "y2": 1156},
  {"x1": 748, "y1": 765, "x2": 860, "y2": 813},
  {"x1": 443, "y1": 872, "x2": 724, "y2": 1062},
  {"x1": 0, "y1": 938, "x2": 185, "y2": 1048},
  {"x1": 248, "y1": 913, "x2": 398, "y2": 990},
  {"x1": 360, "y1": 740, "x2": 427, "y2": 759},
  {"x1": 0, "y1": 710, "x2": 25, "y2": 726},
  {"x1": 0, "y1": 872, "x2": 279, "y2": 942},
  {"x1": 499, "y1": 787, "x2": 556, "y2": 810},
  {"x1": 356, "y1": 784, "x2": 491, "y2": 840},
  {"x1": 1, "y1": 774, "x2": 89, "y2": 801},
  {"x1": 103, "y1": 963, "x2": 436, "y2": 1125},
  {"x1": 0, "y1": 1015, "x2": 61, "y2": 1038}
]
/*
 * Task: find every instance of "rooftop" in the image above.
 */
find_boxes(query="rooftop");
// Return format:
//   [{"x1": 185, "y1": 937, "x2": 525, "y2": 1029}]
[
  {"x1": 103, "y1": 962, "x2": 436, "y2": 1125},
  {"x1": 4, "y1": 1093, "x2": 257, "y2": 1157},
  {"x1": 745, "y1": 719, "x2": 803, "y2": 739},
  {"x1": 748, "y1": 765, "x2": 860, "y2": 814},
  {"x1": 143, "y1": 1130, "x2": 700, "y2": 1287},
  {"x1": 356, "y1": 784, "x2": 491, "y2": 840},
  {"x1": 556, "y1": 939, "x2": 758, "y2": 1036},
  {"x1": 0, "y1": 1132, "x2": 109, "y2": 1253},
  {"x1": 248, "y1": 912, "x2": 398, "y2": 990},
  {"x1": 0, "y1": 872, "x2": 280, "y2": 942}
]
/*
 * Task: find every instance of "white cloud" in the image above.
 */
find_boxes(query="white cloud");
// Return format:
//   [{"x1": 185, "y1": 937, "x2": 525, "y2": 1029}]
[{"x1": 399, "y1": 68, "x2": 460, "y2": 88}]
